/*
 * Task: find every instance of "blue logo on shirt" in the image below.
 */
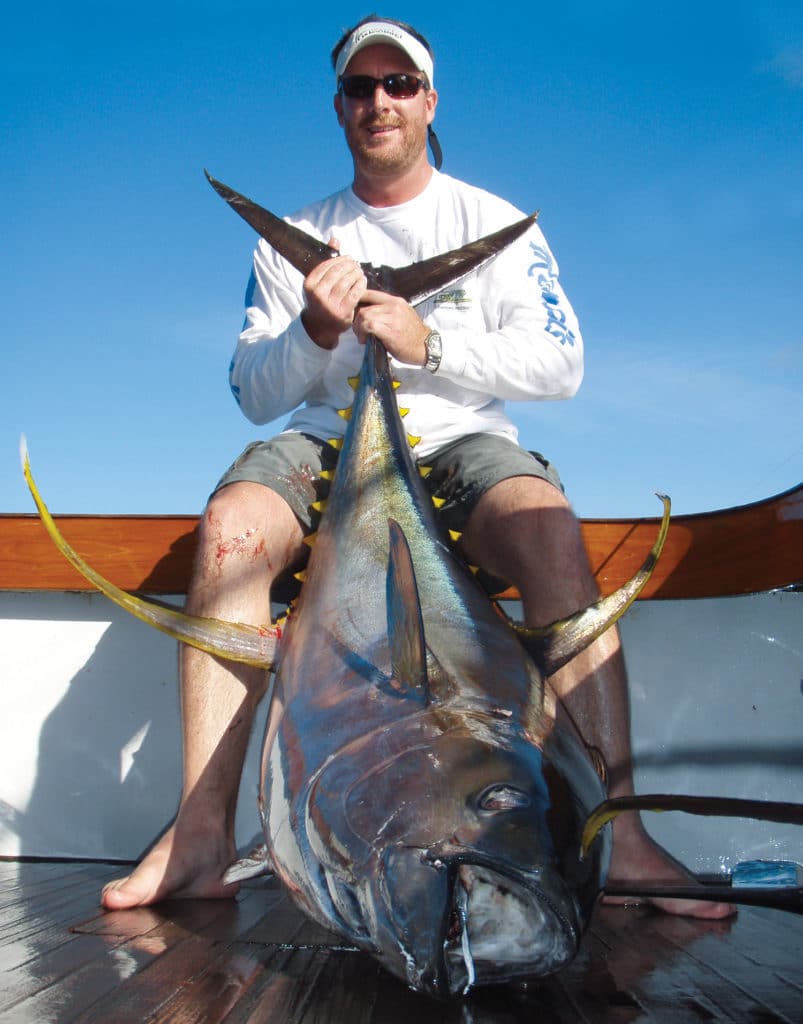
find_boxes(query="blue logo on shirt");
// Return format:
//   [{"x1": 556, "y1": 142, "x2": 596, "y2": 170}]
[{"x1": 527, "y1": 243, "x2": 576, "y2": 347}]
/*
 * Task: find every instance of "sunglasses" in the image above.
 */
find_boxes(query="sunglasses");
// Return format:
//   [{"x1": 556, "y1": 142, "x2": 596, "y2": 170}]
[{"x1": 338, "y1": 74, "x2": 428, "y2": 100}]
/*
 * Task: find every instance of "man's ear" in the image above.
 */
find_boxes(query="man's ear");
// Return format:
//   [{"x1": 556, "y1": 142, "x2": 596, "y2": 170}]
[
  {"x1": 334, "y1": 92, "x2": 345, "y2": 126},
  {"x1": 425, "y1": 87, "x2": 438, "y2": 125}
]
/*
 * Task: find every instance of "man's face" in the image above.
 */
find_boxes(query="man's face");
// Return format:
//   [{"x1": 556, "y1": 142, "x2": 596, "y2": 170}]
[{"x1": 334, "y1": 43, "x2": 438, "y2": 179}]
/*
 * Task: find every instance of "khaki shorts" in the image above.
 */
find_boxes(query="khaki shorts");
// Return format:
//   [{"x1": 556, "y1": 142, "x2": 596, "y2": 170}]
[{"x1": 212, "y1": 431, "x2": 563, "y2": 533}]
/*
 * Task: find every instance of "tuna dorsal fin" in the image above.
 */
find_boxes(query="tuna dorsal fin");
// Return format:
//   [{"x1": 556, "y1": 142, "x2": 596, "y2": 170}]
[
  {"x1": 386, "y1": 518, "x2": 429, "y2": 702},
  {"x1": 205, "y1": 171, "x2": 538, "y2": 307},
  {"x1": 515, "y1": 494, "x2": 671, "y2": 677},
  {"x1": 21, "y1": 437, "x2": 281, "y2": 671}
]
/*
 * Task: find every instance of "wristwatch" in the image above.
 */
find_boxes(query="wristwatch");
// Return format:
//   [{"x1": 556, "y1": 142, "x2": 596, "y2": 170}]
[{"x1": 423, "y1": 330, "x2": 442, "y2": 373}]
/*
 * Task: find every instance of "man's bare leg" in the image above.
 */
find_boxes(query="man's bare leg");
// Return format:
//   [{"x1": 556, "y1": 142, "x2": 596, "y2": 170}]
[
  {"x1": 101, "y1": 482, "x2": 305, "y2": 909},
  {"x1": 460, "y1": 474, "x2": 735, "y2": 919}
]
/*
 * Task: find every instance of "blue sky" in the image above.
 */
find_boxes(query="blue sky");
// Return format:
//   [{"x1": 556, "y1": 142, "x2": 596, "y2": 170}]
[{"x1": 3, "y1": 1, "x2": 801, "y2": 518}]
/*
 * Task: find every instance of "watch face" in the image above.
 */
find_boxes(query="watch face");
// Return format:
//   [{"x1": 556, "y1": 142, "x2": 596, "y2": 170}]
[{"x1": 425, "y1": 331, "x2": 442, "y2": 372}]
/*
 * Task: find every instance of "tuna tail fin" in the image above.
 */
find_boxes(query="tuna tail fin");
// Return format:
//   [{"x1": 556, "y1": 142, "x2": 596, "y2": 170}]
[
  {"x1": 205, "y1": 170, "x2": 339, "y2": 276},
  {"x1": 20, "y1": 437, "x2": 281, "y2": 670},
  {"x1": 205, "y1": 170, "x2": 538, "y2": 307},
  {"x1": 381, "y1": 210, "x2": 540, "y2": 307},
  {"x1": 386, "y1": 518, "x2": 429, "y2": 702},
  {"x1": 514, "y1": 494, "x2": 671, "y2": 677}
]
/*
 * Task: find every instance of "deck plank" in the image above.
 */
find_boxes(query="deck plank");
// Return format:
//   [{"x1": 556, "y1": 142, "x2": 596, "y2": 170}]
[
  {"x1": 593, "y1": 904, "x2": 801, "y2": 1022},
  {"x1": 1, "y1": 864, "x2": 802, "y2": 1023}
]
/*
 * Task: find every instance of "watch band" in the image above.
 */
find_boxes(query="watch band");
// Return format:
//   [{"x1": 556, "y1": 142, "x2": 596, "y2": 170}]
[{"x1": 423, "y1": 330, "x2": 442, "y2": 373}]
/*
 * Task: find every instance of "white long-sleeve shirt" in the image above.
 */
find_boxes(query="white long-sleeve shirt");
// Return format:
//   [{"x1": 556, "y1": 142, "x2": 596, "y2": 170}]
[{"x1": 230, "y1": 170, "x2": 583, "y2": 460}]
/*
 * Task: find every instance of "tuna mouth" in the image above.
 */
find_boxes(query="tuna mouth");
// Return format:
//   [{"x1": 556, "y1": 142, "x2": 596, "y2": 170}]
[
  {"x1": 444, "y1": 863, "x2": 579, "y2": 994},
  {"x1": 375, "y1": 846, "x2": 580, "y2": 998}
]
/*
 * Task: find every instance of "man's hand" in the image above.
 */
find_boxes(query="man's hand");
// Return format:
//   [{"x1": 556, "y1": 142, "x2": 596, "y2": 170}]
[
  {"x1": 301, "y1": 239, "x2": 367, "y2": 350},
  {"x1": 353, "y1": 290, "x2": 430, "y2": 366}
]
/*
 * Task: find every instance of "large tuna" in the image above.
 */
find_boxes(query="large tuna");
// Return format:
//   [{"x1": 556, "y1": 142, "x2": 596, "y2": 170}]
[{"x1": 22, "y1": 176, "x2": 803, "y2": 999}]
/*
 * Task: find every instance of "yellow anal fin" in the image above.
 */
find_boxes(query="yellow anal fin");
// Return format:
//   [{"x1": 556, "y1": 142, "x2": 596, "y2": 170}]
[{"x1": 20, "y1": 437, "x2": 281, "y2": 670}]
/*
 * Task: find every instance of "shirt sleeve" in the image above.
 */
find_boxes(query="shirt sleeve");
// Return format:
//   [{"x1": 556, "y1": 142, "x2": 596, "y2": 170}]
[
  {"x1": 434, "y1": 221, "x2": 584, "y2": 402},
  {"x1": 228, "y1": 238, "x2": 333, "y2": 425}
]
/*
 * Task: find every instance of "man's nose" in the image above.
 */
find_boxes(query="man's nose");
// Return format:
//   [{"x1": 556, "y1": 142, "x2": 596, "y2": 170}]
[{"x1": 368, "y1": 82, "x2": 391, "y2": 108}]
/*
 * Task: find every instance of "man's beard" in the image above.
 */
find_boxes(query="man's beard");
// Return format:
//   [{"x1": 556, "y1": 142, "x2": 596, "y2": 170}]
[{"x1": 347, "y1": 114, "x2": 428, "y2": 175}]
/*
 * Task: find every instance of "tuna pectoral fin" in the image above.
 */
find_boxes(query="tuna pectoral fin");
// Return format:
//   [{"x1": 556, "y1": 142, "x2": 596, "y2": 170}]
[
  {"x1": 515, "y1": 494, "x2": 671, "y2": 677},
  {"x1": 603, "y1": 883, "x2": 803, "y2": 913},
  {"x1": 591, "y1": 795, "x2": 803, "y2": 914},
  {"x1": 582, "y1": 793, "x2": 803, "y2": 858},
  {"x1": 386, "y1": 518, "x2": 428, "y2": 700},
  {"x1": 21, "y1": 439, "x2": 280, "y2": 670}
]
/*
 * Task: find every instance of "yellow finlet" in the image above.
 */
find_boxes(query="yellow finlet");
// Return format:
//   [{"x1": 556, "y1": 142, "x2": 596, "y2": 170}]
[
  {"x1": 310, "y1": 500, "x2": 326, "y2": 514},
  {"x1": 347, "y1": 375, "x2": 360, "y2": 391},
  {"x1": 449, "y1": 530, "x2": 462, "y2": 543},
  {"x1": 418, "y1": 466, "x2": 432, "y2": 478},
  {"x1": 398, "y1": 407, "x2": 410, "y2": 418},
  {"x1": 407, "y1": 434, "x2": 422, "y2": 448},
  {"x1": 319, "y1": 469, "x2": 335, "y2": 481},
  {"x1": 392, "y1": 380, "x2": 401, "y2": 390},
  {"x1": 432, "y1": 496, "x2": 446, "y2": 509},
  {"x1": 337, "y1": 407, "x2": 353, "y2": 422},
  {"x1": 327, "y1": 438, "x2": 343, "y2": 451},
  {"x1": 294, "y1": 570, "x2": 307, "y2": 582},
  {"x1": 303, "y1": 533, "x2": 318, "y2": 548}
]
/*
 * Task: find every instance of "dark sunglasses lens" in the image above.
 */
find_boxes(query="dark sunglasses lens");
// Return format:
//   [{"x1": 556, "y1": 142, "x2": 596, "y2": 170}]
[
  {"x1": 340, "y1": 75, "x2": 424, "y2": 99},
  {"x1": 384, "y1": 74, "x2": 422, "y2": 97},
  {"x1": 340, "y1": 76, "x2": 376, "y2": 98}
]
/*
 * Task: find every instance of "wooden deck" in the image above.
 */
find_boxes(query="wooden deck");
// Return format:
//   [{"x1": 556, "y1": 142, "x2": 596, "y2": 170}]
[{"x1": 2, "y1": 861, "x2": 801, "y2": 1023}]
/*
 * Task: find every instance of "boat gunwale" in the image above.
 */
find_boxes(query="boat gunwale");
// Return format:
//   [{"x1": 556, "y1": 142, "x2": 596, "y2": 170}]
[{"x1": 2, "y1": 482, "x2": 801, "y2": 601}]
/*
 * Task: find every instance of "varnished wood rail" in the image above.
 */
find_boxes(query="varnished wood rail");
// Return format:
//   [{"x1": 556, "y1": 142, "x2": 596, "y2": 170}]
[{"x1": 1, "y1": 483, "x2": 801, "y2": 600}]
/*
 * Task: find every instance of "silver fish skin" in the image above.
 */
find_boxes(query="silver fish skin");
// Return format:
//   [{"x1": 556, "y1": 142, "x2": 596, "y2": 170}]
[{"x1": 261, "y1": 337, "x2": 610, "y2": 998}]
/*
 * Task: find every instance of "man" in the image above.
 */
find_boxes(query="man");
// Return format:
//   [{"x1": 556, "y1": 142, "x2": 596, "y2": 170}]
[{"x1": 102, "y1": 16, "x2": 732, "y2": 919}]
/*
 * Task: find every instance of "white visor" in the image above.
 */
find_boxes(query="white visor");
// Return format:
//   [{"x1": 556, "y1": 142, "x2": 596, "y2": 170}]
[{"x1": 335, "y1": 21, "x2": 434, "y2": 87}]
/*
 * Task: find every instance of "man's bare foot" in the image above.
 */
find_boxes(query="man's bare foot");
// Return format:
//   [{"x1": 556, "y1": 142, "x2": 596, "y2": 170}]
[
  {"x1": 101, "y1": 824, "x2": 239, "y2": 910},
  {"x1": 605, "y1": 824, "x2": 737, "y2": 920}
]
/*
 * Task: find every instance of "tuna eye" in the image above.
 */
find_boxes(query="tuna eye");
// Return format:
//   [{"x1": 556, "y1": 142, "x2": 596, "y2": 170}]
[{"x1": 478, "y1": 785, "x2": 531, "y2": 812}]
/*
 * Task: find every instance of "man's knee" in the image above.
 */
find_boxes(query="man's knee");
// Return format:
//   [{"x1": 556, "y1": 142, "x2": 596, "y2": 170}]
[{"x1": 198, "y1": 481, "x2": 305, "y2": 575}]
